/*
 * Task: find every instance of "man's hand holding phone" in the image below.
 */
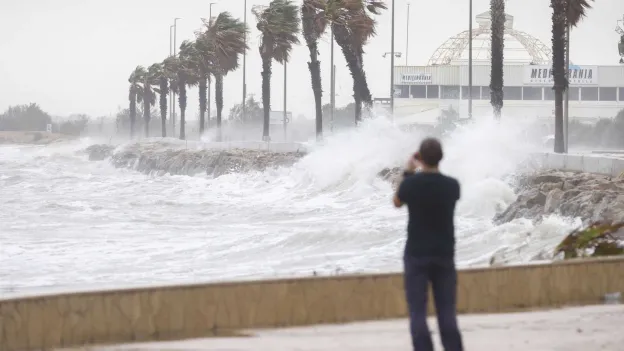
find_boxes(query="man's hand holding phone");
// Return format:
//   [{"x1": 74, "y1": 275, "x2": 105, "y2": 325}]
[{"x1": 405, "y1": 152, "x2": 422, "y2": 173}]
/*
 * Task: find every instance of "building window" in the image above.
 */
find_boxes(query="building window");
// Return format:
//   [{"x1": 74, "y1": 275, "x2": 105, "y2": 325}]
[
  {"x1": 599, "y1": 87, "x2": 617, "y2": 101},
  {"x1": 461, "y1": 86, "x2": 480, "y2": 99},
  {"x1": 503, "y1": 86, "x2": 522, "y2": 100},
  {"x1": 410, "y1": 85, "x2": 427, "y2": 98},
  {"x1": 581, "y1": 87, "x2": 598, "y2": 101},
  {"x1": 394, "y1": 85, "x2": 409, "y2": 98},
  {"x1": 619, "y1": 88, "x2": 624, "y2": 101},
  {"x1": 481, "y1": 86, "x2": 490, "y2": 100},
  {"x1": 427, "y1": 85, "x2": 439, "y2": 99},
  {"x1": 544, "y1": 87, "x2": 579, "y2": 101},
  {"x1": 523, "y1": 87, "x2": 543, "y2": 100},
  {"x1": 440, "y1": 86, "x2": 460, "y2": 99}
]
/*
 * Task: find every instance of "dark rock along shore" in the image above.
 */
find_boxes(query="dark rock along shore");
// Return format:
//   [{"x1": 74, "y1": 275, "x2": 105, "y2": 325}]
[
  {"x1": 85, "y1": 143, "x2": 305, "y2": 177},
  {"x1": 495, "y1": 171, "x2": 624, "y2": 225}
]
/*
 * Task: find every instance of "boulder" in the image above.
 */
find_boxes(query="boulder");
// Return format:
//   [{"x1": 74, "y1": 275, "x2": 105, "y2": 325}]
[{"x1": 495, "y1": 170, "x2": 624, "y2": 224}]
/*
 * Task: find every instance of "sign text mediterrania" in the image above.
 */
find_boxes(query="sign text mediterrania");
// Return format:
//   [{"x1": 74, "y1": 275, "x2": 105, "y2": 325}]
[
  {"x1": 401, "y1": 72, "x2": 432, "y2": 84},
  {"x1": 523, "y1": 65, "x2": 598, "y2": 86}
]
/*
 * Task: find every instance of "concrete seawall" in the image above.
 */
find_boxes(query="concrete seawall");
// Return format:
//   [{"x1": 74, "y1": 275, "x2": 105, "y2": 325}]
[
  {"x1": 536, "y1": 152, "x2": 624, "y2": 177},
  {"x1": 2, "y1": 257, "x2": 623, "y2": 350}
]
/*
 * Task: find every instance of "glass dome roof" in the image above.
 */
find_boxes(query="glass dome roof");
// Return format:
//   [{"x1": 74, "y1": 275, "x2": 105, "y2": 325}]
[{"x1": 428, "y1": 11, "x2": 552, "y2": 66}]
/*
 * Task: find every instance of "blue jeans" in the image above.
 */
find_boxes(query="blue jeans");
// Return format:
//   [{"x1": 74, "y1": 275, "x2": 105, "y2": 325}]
[{"x1": 403, "y1": 255, "x2": 463, "y2": 351}]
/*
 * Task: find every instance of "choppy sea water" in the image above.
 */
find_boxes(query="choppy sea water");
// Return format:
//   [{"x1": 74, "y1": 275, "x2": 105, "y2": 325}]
[{"x1": 0, "y1": 118, "x2": 579, "y2": 298}]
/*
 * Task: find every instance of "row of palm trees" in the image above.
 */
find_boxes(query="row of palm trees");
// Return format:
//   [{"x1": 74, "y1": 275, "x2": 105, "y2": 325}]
[
  {"x1": 128, "y1": 11, "x2": 247, "y2": 140},
  {"x1": 127, "y1": 0, "x2": 386, "y2": 141},
  {"x1": 488, "y1": 0, "x2": 594, "y2": 153}
]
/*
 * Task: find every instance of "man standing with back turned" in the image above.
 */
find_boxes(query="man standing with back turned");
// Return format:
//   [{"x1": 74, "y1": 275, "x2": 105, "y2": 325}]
[{"x1": 393, "y1": 137, "x2": 463, "y2": 351}]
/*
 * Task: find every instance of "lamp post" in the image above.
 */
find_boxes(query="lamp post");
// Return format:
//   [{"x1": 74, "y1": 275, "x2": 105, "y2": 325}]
[
  {"x1": 330, "y1": 26, "x2": 335, "y2": 132},
  {"x1": 242, "y1": 0, "x2": 247, "y2": 122},
  {"x1": 207, "y1": 2, "x2": 217, "y2": 130},
  {"x1": 406, "y1": 3, "x2": 410, "y2": 65},
  {"x1": 384, "y1": 51, "x2": 402, "y2": 112},
  {"x1": 564, "y1": 23, "x2": 571, "y2": 153},
  {"x1": 390, "y1": 0, "x2": 395, "y2": 117},
  {"x1": 283, "y1": 62, "x2": 287, "y2": 140},
  {"x1": 172, "y1": 17, "x2": 181, "y2": 134},
  {"x1": 169, "y1": 25, "x2": 174, "y2": 133},
  {"x1": 468, "y1": 0, "x2": 473, "y2": 119}
]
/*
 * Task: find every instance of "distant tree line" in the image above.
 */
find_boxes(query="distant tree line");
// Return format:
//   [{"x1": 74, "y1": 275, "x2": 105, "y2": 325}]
[{"x1": 0, "y1": 103, "x2": 91, "y2": 136}]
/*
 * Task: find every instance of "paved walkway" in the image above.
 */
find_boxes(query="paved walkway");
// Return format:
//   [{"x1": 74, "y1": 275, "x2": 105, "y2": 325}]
[{"x1": 79, "y1": 304, "x2": 624, "y2": 350}]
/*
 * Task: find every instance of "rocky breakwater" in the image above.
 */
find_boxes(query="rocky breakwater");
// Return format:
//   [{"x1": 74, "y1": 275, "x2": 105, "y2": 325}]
[
  {"x1": 495, "y1": 171, "x2": 624, "y2": 225},
  {"x1": 85, "y1": 141, "x2": 306, "y2": 177}
]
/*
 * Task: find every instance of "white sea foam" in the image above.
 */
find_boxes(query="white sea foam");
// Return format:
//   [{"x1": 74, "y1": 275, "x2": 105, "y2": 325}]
[{"x1": 0, "y1": 116, "x2": 578, "y2": 298}]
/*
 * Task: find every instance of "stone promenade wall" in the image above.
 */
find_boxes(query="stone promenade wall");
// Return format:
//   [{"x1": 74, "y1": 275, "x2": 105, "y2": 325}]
[
  {"x1": 2, "y1": 257, "x2": 624, "y2": 350},
  {"x1": 536, "y1": 152, "x2": 624, "y2": 177}
]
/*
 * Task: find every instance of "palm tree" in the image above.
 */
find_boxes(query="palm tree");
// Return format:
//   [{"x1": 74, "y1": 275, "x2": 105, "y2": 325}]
[
  {"x1": 128, "y1": 66, "x2": 146, "y2": 138},
  {"x1": 328, "y1": 0, "x2": 386, "y2": 124},
  {"x1": 163, "y1": 56, "x2": 180, "y2": 137},
  {"x1": 197, "y1": 12, "x2": 248, "y2": 141},
  {"x1": 142, "y1": 64, "x2": 159, "y2": 137},
  {"x1": 151, "y1": 62, "x2": 171, "y2": 137},
  {"x1": 551, "y1": 0, "x2": 593, "y2": 153},
  {"x1": 176, "y1": 41, "x2": 201, "y2": 140},
  {"x1": 182, "y1": 40, "x2": 211, "y2": 136},
  {"x1": 490, "y1": 0, "x2": 505, "y2": 119},
  {"x1": 252, "y1": 0, "x2": 301, "y2": 141},
  {"x1": 302, "y1": 0, "x2": 328, "y2": 139}
]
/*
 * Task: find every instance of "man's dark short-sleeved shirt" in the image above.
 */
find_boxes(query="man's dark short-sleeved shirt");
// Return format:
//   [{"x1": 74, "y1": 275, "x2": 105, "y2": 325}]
[{"x1": 397, "y1": 172, "x2": 460, "y2": 257}]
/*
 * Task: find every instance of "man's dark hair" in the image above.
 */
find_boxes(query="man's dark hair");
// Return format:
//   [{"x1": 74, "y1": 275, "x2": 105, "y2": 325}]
[{"x1": 418, "y1": 137, "x2": 443, "y2": 167}]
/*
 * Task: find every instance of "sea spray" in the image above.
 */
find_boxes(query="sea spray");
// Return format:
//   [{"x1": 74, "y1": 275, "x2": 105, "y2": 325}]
[{"x1": 0, "y1": 116, "x2": 577, "y2": 296}]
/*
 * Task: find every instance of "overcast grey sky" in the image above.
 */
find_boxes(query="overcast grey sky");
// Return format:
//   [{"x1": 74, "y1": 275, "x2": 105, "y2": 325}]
[{"x1": 1, "y1": 0, "x2": 622, "y2": 120}]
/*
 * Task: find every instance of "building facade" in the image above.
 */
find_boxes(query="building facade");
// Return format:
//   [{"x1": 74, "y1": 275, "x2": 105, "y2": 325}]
[
  {"x1": 393, "y1": 64, "x2": 624, "y2": 124},
  {"x1": 390, "y1": 10, "x2": 624, "y2": 125}
]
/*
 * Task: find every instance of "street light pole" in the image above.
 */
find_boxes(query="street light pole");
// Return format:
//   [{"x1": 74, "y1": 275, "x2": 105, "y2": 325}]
[
  {"x1": 468, "y1": 0, "x2": 473, "y2": 119},
  {"x1": 284, "y1": 62, "x2": 287, "y2": 140},
  {"x1": 173, "y1": 17, "x2": 180, "y2": 135},
  {"x1": 242, "y1": 0, "x2": 247, "y2": 123},
  {"x1": 406, "y1": 3, "x2": 410, "y2": 65},
  {"x1": 390, "y1": 0, "x2": 395, "y2": 118},
  {"x1": 169, "y1": 25, "x2": 174, "y2": 133},
  {"x1": 564, "y1": 23, "x2": 571, "y2": 153},
  {"x1": 330, "y1": 26, "x2": 335, "y2": 132},
  {"x1": 208, "y1": 3, "x2": 217, "y2": 130}
]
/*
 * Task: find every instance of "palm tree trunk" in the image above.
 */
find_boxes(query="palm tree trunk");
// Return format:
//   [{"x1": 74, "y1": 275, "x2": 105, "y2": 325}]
[
  {"x1": 129, "y1": 93, "x2": 136, "y2": 138},
  {"x1": 306, "y1": 39, "x2": 323, "y2": 139},
  {"x1": 178, "y1": 79, "x2": 187, "y2": 140},
  {"x1": 261, "y1": 56, "x2": 272, "y2": 141},
  {"x1": 490, "y1": 0, "x2": 505, "y2": 119},
  {"x1": 143, "y1": 88, "x2": 150, "y2": 138},
  {"x1": 199, "y1": 77, "x2": 207, "y2": 135},
  {"x1": 333, "y1": 23, "x2": 372, "y2": 124},
  {"x1": 159, "y1": 78, "x2": 168, "y2": 137},
  {"x1": 215, "y1": 73, "x2": 224, "y2": 142},
  {"x1": 551, "y1": 0, "x2": 567, "y2": 153}
]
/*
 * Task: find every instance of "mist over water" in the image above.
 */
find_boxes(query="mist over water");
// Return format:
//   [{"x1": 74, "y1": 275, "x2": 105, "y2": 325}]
[{"x1": 0, "y1": 116, "x2": 579, "y2": 298}]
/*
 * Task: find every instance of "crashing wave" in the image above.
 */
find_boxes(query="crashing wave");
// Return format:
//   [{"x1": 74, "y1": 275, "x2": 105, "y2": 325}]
[{"x1": 84, "y1": 141, "x2": 306, "y2": 177}]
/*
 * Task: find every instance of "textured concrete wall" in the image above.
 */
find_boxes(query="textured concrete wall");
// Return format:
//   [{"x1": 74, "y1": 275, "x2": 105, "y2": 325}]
[
  {"x1": 536, "y1": 152, "x2": 624, "y2": 177},
  {"x1": 1, "y1": 257, "x2": 623, "y2": 350}
]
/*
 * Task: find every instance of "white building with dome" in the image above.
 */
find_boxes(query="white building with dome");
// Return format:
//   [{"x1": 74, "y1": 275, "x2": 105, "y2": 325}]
[{"x1": 391, "y1": 11, "x2": 624, "y2": 124}]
